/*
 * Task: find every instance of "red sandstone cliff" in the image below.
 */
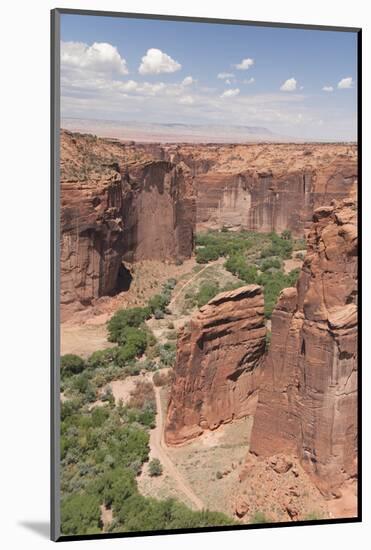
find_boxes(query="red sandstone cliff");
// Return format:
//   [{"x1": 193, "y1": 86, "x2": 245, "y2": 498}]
[
  {"x1": 60, "y1": 132, "x2": 357, "y2": 320},
  {"x1": 249, "y1": 199, "x2": 358, "y2": 496},
  {"x1": 60, "y1": 131, "x2": 195, "y2": 319},
  {"x1": 60, "y1": 167, "x2": 127, "y2": 317},
  {"x1": 120, "y1": 160, "x2": 195, "y2": 263},
  {"x1": 195, "y1": 158, "x2": 357, "y2": 236},
  {"x1": 165, "y1": 285, "x2": 266, "y2": 445}
]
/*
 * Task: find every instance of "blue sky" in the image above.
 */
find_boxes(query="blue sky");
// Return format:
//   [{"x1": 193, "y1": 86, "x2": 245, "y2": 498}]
[{"x1": 60, "y1": 14, "x2": 358, "y2": 140}]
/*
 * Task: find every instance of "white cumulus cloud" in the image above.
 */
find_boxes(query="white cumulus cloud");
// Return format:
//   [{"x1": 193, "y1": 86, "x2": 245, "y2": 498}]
[
  {"x1": 322, "y1": 85, "x2": 334, "y2": 92},
  {"x1": 221, "y1": 88, "x2": 240, "y2": 98},
  {"x1": 217, "y1": 72, "x2": 235, "y2": 79},
  {"x1": 280, "y1": 78, "x2": 297, "y2": 92},
  {"x1": 337, "y1": 77, "x2": 354, "y2": 89},
  {"x1": 182, "y1": 76, "x2": 194, "y2": 86},
  {"x1": 234, "y1": 58, "x2": 254, "y2": 70},
  {"x1": 244, "y1": 77, "x2": 255, "y2": 84},
  {"x1": 138, "y1": 48, "x2": 181, "y2": 75},
  {"x1": 61, "y1": 41, "x2": 129, "y2": 75}
]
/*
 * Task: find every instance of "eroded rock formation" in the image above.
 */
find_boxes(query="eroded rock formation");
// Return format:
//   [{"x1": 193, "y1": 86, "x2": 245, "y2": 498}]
[
  {"x1": 61, "y1": 167, "x2": 127, "y2": 317},
  {"x1": 165, "y1": 285, "x2": 266, "y2": 445},
  {"x1": 60, "y1": 131, "x2": 195, "y2": 319},
  {"x1": 120, "y1": 160, "x2": 195, "y2": 263},
  {"x1": 195, "y1": 158, "x2": 357, "y2": 236},
  {"x1": 60, "y1": 131, "x2": 357, "y2": 320},
  {"x1": 249, "y1": 199, "x2": 358, "y2": 496}
]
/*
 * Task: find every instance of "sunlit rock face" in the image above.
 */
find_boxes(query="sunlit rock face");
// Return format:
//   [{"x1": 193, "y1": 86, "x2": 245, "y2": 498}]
[
  {"x1": 60, "y1": 131, "x2": 195, "y2": 320},
  {"x1": 165, "y1": 285, "x2": 266, "y2": 446},
  {"x1": 249, "y1": 199, "x2": 358, "y2": 497}
]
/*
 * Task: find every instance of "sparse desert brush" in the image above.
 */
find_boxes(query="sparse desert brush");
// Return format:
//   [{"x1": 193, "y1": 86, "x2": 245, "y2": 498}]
[
  {"x1": 159, "y1": 343, "x2": 176, "y2": 366},
  {"x1": 153, "y1": 370, "x2": 173, "y2": 387},
  {"x1": 128, "y1": 380, "x2": 155, "y2": 409},
  {"x1": 148, "y1": 458, "x2": 163, "y2": 477}
]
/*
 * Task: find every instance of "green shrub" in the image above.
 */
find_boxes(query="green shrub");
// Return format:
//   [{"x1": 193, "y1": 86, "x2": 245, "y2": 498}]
[
  {"x1": 60, "y1": 363, "x2": 238, "y2": 536},
  {"x1": 87, "y1": 348, "x2": 118, "y2": 369},
  {"x1": 157, "y1": 343, "x2": 176, "y2": 366},
  {"x1": 61, "y1": 354, "x2": 85, "y2": 376},
  {"x1": 61, "y1": 493, "x2": 101, "y2": 535},
  {"x1": 112, "y1": 494, "x2": 237, "y2": 532},
  {"x1": 261, "y1": 232, "x2": 293, "y2": 260},
  {"x1": 225, "y1": 254, "x2": 258, "y2": 283},
  {"x1": 115, "y1": 328, "x2": 147, "y2": 365},
  {"x1": 196, "y1": 246, "x2": 220, "y2": 264},
  {"x1": 286, "y1": 268, "x2": 300, "y2": 287},
  {"x1": 153, "y1": 308, "x2": 164, "y2": 319},
  {"x1": 258, "y1": 270, "x2": 288, "y2": 318},
  {"x1": 258, "y1": 268, "x2": 300, "y2": 318},
  {"x1": 195, "y1": 281, "x2": 220, "y2": 307},
  {"x1": 107, "y1": 307, "x2": 150, "y2": 343},
  {"x1": 93, "y1": 467, "x2": 136, "y2": 509},
  {"x1": 163, "y1": 278, "x2": 177, "y2": 291},
  {"x1": 260, "y1": 257, "x2": 282, "y2": 271},
  {"x1": 148, "y1": 292, "x2": 170, "y2": 314},
  {"x1": 70, "y1": 372, "x2": 96, "y2": 402},
  {"x1": 148, "y1": 458, "x2": 163, "y2": 477}
]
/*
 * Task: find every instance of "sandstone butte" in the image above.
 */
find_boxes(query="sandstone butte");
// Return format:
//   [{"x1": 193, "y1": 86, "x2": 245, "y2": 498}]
[
  {"x1": 60, "y1": 130, "x2": 357, "y2": 319},
  {"x1": 164, "y1": 285, "x2": 266, "y2": 446},
  {"x1": 249, "y1": 199, "x2": 358, "y2": 497}
]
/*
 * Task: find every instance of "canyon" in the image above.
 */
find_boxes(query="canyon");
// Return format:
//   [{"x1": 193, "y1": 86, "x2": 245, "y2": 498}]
[
  {"x1": 164, "y1": 198, "x2": 358, "y2": 508},
  {"x1": 60, "y1": 130, "x2": 356, "y2": 319},
  {"x1": 60, "y1": 129, "x2": 358, "y2": 519},
  {"x1": 60, "y1": 131, "x2": 195, "y2": 319}
]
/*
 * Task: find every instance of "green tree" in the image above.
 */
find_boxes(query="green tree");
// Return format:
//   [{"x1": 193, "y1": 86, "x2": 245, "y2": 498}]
[
  {"x1": 107, "y1": 307, "x2": 150, "y2": 343},
  {"x1": 61, "y1": 354, "x2": 85, "y2": 376}
]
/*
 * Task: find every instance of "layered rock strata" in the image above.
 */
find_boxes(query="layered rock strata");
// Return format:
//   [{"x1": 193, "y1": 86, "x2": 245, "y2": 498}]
[
  {"x1": 249, "y1": 199, "x2": 358, "y2": 496},
  {"x1": 195, "y1": 160, "x2": 357, "y2": 236},
  {"x1": 60, "y1": 131, "x2": 195, "y2": 319},
  {"x1": 165, "y1": 285, "x2": 266, "y2": 445}
]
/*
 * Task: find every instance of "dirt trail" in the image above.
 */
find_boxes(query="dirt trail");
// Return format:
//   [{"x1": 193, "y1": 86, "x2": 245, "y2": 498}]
[
  {"x1": 170, "y1": 259, "x2": 223, "y2": 310},
  {"x1": 151, "y1": 384, "x2": 204, "y2": 511}
]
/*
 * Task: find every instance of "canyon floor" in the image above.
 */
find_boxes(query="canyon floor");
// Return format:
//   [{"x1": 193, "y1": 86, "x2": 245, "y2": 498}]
[{"x1": 61, "y1": 252, "x2": 352, "y2": 524}]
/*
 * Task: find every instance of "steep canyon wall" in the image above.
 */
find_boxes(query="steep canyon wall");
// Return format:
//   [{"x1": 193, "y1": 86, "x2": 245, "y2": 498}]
[
  {"x1": 60, "y1": 131, "x2": 195, "y2": 319},
  {"x1": 165, "y1": 285, "x2": 266, "y2": 445},
  {"x1": 60, "y1": 132, "x2": 357, "y2": 322},
  {"x1": 249, "y1": 199, "x2": 358, "y2": 495},
  {"x1": 195, "y1": 160, "x2": 357, "y2": 236}
]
